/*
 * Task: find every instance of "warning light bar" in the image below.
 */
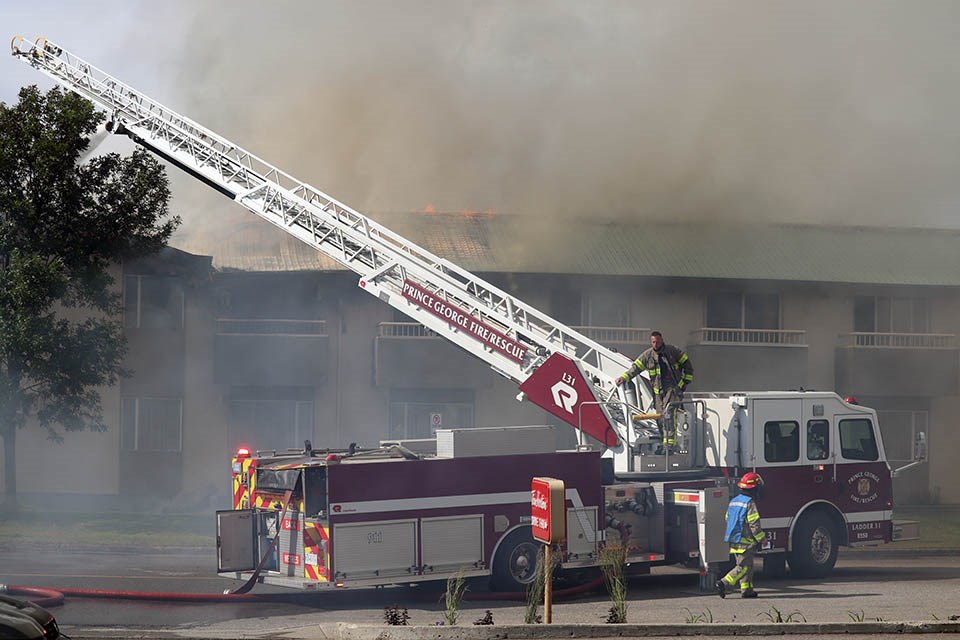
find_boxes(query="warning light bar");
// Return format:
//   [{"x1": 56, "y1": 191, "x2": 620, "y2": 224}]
[{"x1": 236, "y1": 447, "x2": 251, "y2": 458}]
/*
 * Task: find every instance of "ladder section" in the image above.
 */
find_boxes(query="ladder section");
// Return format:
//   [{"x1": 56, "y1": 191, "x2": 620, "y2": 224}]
[{"x1": 11, "y1": 36, "x2": 656, "y2": 439}]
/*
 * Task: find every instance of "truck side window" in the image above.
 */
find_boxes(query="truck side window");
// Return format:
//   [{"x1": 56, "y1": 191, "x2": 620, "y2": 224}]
[
  {"x1": 839, "y1": 418, "x2": 879, "y2": 461},
  {"x1": 764, "y1": 420, "x2": 799, "y2": 463},
  {"x1": 806, "y1": 419, "x2": 830, "y2": 460}
]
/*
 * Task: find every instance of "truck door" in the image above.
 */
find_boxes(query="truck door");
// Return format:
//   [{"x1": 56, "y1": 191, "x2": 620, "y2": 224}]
[
  {"x1": 751, "y1": 398, "x2": 804, "y2": 550},
  {"x1": 832, "y1": 413, "x2": 892, "y2": 544},
  {"x1": 799, "y1": 401, "x2": 835, "y2": 507}
]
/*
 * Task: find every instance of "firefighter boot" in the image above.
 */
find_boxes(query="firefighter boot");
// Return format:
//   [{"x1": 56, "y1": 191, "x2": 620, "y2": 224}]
[
  {"x1": 741, "y1": 588, "x2": 758, "y2": 599},
  {"x1": 715, "y1": 580, "x2": 726, "y2": 599}
]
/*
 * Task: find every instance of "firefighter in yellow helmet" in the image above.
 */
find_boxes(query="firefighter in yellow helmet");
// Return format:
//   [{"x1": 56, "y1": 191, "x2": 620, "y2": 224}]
[
  {"x1": 615, "y1": 330, "x2": 694, "y2": 451},
  {"x1": 716, "y1": 471, "x2": 766, "y2": 599}
]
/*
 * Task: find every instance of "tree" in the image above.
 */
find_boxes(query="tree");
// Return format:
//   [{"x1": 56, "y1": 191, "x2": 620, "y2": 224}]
[{"x1": 0, "y1": 86, "x2": 180, "y2": 510}]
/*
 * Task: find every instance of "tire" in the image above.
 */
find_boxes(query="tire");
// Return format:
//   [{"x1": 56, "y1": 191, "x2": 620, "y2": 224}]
[
  {"x1": 788, "y1": 511, "x2": 839, "y2": 579},
  {"x1": 491, "y1": 528, "x2": 541, "y2": 592}
]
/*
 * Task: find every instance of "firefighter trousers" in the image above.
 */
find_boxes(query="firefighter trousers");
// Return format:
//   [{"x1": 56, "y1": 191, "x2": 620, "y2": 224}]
[
  {"x1": 654, "y1": 388, "x2": 683, "y2": 446},
  {"x1": 722, "y1": 545, "x2": 758, "y2": 591}
]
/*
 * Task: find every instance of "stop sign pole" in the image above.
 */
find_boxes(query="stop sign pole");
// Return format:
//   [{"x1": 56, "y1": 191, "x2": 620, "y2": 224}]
[{"x1": 531, "y1": 477, "x2": 565, "y2": 623}]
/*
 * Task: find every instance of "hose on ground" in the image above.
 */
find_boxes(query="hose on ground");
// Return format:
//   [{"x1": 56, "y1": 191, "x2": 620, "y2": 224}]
[{"x1": 4, "y1": 573, "x2": 608, "y2": 608}]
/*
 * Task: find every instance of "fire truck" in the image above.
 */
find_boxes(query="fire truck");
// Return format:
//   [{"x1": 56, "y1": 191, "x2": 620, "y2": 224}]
[{"x1": 13, "y1": 36, "x2": 925, "y2": 593}]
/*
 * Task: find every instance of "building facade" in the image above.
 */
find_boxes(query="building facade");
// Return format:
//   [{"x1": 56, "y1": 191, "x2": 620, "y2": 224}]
[{"x1": 3, "y1": 217, "x2": 957, "y2": 507}]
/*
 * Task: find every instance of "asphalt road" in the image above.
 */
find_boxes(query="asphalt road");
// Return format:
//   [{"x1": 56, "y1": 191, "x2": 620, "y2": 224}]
[{"x1": 1, "y1": 546, "x2": 959, "y2": 637}]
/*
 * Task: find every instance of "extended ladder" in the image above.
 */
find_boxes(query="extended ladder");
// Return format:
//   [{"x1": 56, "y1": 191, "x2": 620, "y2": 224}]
[{"x1": 11, "y1": 36, "x2": 657, "y2": 459}]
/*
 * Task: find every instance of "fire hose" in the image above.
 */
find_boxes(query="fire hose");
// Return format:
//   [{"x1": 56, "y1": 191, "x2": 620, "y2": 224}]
[{"x1": 2, "y1": 574, "x2": 607, "y2": 609}]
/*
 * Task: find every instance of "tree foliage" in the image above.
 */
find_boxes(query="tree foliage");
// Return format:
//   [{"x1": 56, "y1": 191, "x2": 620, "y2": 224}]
[{"x1": 0, "y1": 85, "x2": 180, "y2": 505}]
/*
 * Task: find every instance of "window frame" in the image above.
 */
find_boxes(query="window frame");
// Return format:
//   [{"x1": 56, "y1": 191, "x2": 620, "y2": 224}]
[
  {"x1": 806, "y1": 419, "x2": 831, "y2": 461},
  {"x1": 120, "y1": 396, "x2": 183, "y2": 452},
  {"x1": 853, "y1": 295, "x2": 930, "y2": 333},
  {"x1": 763, "y1": 420, "x2": 800, "y2": 463},
  {"x1": 124, "y1": 274, "x2": 185, "y2": 329},
  {"x1": 839, "y1": 418, "x2": 880, "y2": 461},
  {"x1": 706, "y1": 291, "x2": 781, "y2": 330}
]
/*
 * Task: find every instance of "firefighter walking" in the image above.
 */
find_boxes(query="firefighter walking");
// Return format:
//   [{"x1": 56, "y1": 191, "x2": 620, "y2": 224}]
[{"x1": 717, "y1": 472, "x2": 766, "y2": 599}]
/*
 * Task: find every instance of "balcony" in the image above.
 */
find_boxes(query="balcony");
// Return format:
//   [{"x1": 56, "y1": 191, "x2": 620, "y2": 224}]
[
  {"x1": 374, "y1": 322, "x2": 505, "y2": 388},
  {"x1": 685, "y1": 328, "x2": 809, "y2": 391},
  {"x1": 214, "y1": 319, "x2": 329, "y2": 386},
  {"x1": 571, "y1": 326, "x2": 648, "y2": 360},
  {"x1": 835, "y1": 332, "x2": 958, "y2": 397}
]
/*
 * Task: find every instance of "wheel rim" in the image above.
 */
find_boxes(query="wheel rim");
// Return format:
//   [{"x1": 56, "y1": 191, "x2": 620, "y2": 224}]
[
  {"x1": 507, "y1": 541, "x2": 539, "y2": 585},
  {"x1": 809, "y1": 525, "x2": 833, "y2": 564}
]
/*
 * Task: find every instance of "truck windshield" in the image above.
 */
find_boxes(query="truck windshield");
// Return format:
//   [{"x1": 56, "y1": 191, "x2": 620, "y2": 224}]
[{"x1": 839, "y1": 418, "x2": 879, "y2": 461}]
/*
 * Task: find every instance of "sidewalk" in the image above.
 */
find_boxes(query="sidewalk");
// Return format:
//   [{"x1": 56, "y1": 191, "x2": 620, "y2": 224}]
[{"x1": 62, "y1": 619, "x2": 960, "y2": 640}]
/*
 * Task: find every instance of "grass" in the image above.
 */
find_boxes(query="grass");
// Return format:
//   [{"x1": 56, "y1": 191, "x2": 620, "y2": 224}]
[
  {"x1": 0, "y1": 508, "x2": 213, "y2": 548},
  {"x1": 2, "y1": 504, "x2": 956, "y2": 552},
  {"x1": 442, "y1": 570, "x2": 468, "y2": 626},
  {"x1": 886, "y1": 506, "x2": 960, "y2": 550}
]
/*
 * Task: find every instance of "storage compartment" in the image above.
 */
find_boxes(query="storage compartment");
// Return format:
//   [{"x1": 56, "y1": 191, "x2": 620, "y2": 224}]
[
  {"x1": 331, "y1": 519, "x2": 417, "y2": 580},
  {"x1": 566, "y1": 506, "x2": 599, "y2": 559},
  {"x1": 217, "y1": 509, "x2": 257, "y2": 572},
  {"x1": 420, "y1": 514, "x2": 484, "y2": 573}
]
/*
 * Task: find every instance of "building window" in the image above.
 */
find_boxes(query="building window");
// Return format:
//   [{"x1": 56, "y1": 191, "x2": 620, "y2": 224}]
[
  {"x1": 839, "y1": 418, "x2": 879, "y2": 461},
  {"x1": 389, "y1": 389, "x2": 474, "y2": 440},
  {"x1": 124, "y1": 275, "x2": 184, "y2": 329},
  {"x1": 706, "y1": 292, "x2": 780, "y2": 329},
  {"x1": 854, "y1": 296, "x2": 929, "y2": 333},
  {"x1": 584, "y1": 290, "x2": 629, "y2": 327},
  {"x1": 763, "y1": 420, "x2": 799, "y2": 463},
  {"x1": 121, "y1": 397, "x2": 183, "y2": 452},
  {"x1": 228, "y1": 397, "x2": 314, "y2": 452},
  {"x1": 876, "y1": 410, "x2": 927, "y2": 463}
]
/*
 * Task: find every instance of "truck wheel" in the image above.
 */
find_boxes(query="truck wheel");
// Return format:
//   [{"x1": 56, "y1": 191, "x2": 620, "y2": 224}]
[
  {"x1": 492, "y1": 528, "x2": 540, "y2": 592},
  {"x1": 788, "y1": 511, "x2": 838, "y2": 578}
]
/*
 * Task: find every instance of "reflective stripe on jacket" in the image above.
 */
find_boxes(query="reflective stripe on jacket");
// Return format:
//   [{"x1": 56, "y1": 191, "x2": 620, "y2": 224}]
[{"x1": 620, "y1": 344, "x2": 694, "y2": 394}]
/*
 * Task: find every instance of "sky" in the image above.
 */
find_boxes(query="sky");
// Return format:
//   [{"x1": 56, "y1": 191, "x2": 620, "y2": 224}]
[{"x1": 3, "y1": 0, "x2": 960, "y2": 259}]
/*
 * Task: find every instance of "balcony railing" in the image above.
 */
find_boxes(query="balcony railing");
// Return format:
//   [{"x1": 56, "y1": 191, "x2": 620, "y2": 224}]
[
  {"x1": 690, "y1": 328, "x2": 807, "y2": 346},
  {"x1": 216, "y1": 319, "x2": 328, "y2": 335},
  {"x1": 379, "y1": 322, "x2": 649, "y2": 345},
  {"x1": 571, "y1": 326, "x2": 650, "y2": 344},
  {"x1": 379, "y1": 322, "x2": 439, "y2": 338},
  {"x1": 839, "y1": 332, "x2": 957, "y2": 349}
]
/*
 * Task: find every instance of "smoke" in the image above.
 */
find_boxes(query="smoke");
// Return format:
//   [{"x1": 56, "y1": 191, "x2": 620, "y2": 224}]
[{"x1": 144, "y1": 0, "x2": 960, "y2": 256}]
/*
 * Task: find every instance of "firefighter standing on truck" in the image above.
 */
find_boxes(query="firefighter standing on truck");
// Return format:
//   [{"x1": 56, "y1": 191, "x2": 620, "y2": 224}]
[
  {"x1": 716, "y1": 472, "x2": 766, "y2": 599},
  {"x1": 615, "y1": 330, "x2": 694, "y2": 451}
]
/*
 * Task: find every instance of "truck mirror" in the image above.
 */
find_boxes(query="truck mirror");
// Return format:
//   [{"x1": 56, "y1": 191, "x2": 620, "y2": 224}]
[{"x1": 914, "y1": 432, "x2": 927, "y2": 462}]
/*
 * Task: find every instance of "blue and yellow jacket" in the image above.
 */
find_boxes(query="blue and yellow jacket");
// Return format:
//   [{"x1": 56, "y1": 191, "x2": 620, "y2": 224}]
[{"x1": 723, "y1": 493, "x2": 766, "y2": 553}]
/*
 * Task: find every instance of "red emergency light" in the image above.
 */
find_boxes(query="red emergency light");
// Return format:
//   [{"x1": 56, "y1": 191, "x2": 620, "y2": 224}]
[
  {"x1": 236, "y1": 447, "x2": 251, "y2": 458},
  {"x1": 844, "y1": 396, "x2": 858, "y2": 405}
]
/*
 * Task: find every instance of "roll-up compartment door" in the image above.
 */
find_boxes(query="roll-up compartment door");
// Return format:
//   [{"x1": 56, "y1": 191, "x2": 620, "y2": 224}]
[{"x1": 332, "y1": 519, "x2": 417, "y2": 580}]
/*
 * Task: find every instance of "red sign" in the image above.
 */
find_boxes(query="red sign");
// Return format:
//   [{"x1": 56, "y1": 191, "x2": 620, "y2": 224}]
[
  {"x1": 401, "y1": 279, "x2": 527, "y2": 364},
  {"x1": 282, "y1": 518, "x2": 299, "y2": 531},
  {"x1": 519, "y1": 353, "x2": 619, "y2": 446},
  {"x1": 531, "y1": 477, "x2": 566, "y2": 544},
  {"x1": 282, "y1": 553, "x2": 301, "y2": 566}
]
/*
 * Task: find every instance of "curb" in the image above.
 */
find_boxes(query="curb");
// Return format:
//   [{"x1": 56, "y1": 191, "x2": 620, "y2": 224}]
[
  {"x1": 337, "y1": 621, "x2": 960, "y2": 638},
  {"x1": 61, "y1": 620, "x2": 960, "y2": 640}
]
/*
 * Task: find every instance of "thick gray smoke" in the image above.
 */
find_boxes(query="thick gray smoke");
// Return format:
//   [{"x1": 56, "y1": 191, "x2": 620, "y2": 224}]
[{"x1": 146, "y1": 0, "x2": 960, "y2": 253}]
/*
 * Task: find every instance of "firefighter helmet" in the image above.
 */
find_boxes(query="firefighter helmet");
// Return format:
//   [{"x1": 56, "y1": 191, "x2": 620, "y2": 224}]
[{"x1": 738, "y1": 471, "x2": 764, "y2": 489}]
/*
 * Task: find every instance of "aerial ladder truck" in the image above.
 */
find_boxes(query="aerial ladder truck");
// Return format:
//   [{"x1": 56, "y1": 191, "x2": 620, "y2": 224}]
[{"x1": 12, "y1": 36, "x2": 922, "y2": 593}]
